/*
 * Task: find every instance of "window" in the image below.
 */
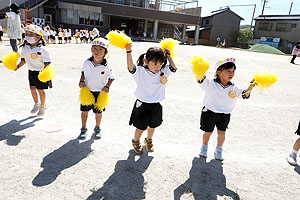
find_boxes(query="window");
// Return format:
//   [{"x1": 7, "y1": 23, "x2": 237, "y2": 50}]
[
  {"x1": 85, "y1": 11, "x2": 90, "y2": 25},
  {"x1": 291, "y1": 23, "x2": 297, "y2": 28},
  {"x1": 147, "y1": 22, "x2": 153, "y2": 33},
  {"x1": 130, "y1": 0, "x2": 137, "y2": 6},
  {"x1": 258, "y1": 22, "x2": 272, "y2": 31},
  {"x1": 78, "y1": 11, "x2": 84, "y2": 24},
  {"x1": 67, "y1": 9, "x2": 73, "y2": 24},
  {"x1": 205, "y1": 19, "x2": 209, "y2": 25},
  {"x1": 160, "y1": 29, "x2": 172, "y2": 38},
  {"x1": 138, "y1": 22, "x2": 144, "y2": 31},
  {"x1": 115, "y1": 0, "x2": 122, "y2": 4},
  {"x1": 90, "y1": 12, "x2": 95, "y2": 26},
  {"x1": 276, "y1": 23, "x2": 291, "y2": 32}
]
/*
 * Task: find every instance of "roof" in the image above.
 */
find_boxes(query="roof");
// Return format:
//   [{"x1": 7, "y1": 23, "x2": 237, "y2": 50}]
[
  {"x1": 255, "y1": 15, "x2": 300, "y2": 21},
  {"x1": 202, "y1": 8, "x2": 244, "y2": 20}
]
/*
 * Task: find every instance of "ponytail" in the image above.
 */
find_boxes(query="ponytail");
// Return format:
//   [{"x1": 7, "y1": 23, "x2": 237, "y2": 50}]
[{"x1": 136, "y1": 53, "x2": 146, "y2": 66}]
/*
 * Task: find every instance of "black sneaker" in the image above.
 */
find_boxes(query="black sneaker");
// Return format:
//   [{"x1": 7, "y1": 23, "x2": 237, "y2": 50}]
[
  {"x1": 79, "y1": 127, "x2": 87, "y2": 140},
  {"x1": 94, "y1": 126, "x2": 101, "y2": 139}
]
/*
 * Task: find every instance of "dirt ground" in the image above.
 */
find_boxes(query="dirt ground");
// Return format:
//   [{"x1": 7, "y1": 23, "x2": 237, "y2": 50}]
[{"x1": 0, "y1": 36, "x2": 300, "y2": 200}]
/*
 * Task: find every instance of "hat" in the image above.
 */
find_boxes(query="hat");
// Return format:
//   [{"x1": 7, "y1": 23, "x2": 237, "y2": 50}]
[
  {"x1": 215, "y1": 57, "x2": 236, "y2": 70},
  {"x1": 25, "y1": 24, "x2": 43, "y2": 37},
  {"x1": 10, "y1": 3, "x2": 20, "y2": 14},
  {"x1": 91, "y1": 37, "x2": 108, "y2": 49}
]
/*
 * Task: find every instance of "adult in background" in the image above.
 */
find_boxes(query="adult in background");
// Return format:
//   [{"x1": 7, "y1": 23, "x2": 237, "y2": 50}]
[{"x1": 2, "y1": 3, "x2": 22, "y2": 52}]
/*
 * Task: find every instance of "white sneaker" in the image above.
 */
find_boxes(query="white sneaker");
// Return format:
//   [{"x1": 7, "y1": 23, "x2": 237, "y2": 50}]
[
  {"x1": 31, "y1": 103, "x2": 40, "y2": 114},
  {"x1": 199, "y1": 145, "x2": 208, "y2": 158},
  {"x1": 287, "y1": 153, "x2": 297, "y2": 166},
  {"x1": 37, "y1": 107, "x2": 46, "y2": 116},
  {"x1": 214, "y1": 147, "x2": 224, "y2": 161}
]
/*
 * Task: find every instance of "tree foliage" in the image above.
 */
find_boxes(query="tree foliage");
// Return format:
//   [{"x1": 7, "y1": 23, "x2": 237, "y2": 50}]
[{"x1": 237, "y1": 29, "x2": 254, "y2": 43}]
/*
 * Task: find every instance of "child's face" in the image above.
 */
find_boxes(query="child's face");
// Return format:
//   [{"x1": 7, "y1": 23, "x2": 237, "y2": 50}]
[
  {"x1": 217, "y1": 66, "x2": 235, "y2": 83},
  {"x1": 91, "y1": 45, "x2": 107, "y2": 60},
  {"x1": 145, "y1": 59, "x2": 162, "y2": 73}
]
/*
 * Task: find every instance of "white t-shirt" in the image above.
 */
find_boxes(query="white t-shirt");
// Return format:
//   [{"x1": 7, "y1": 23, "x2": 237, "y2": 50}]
[
  {"x1": 21, "y1": 44, "x2": 51, "y2": 71},
  {"x1": 199, "y1": 77, "x2": 243, "y2": 114},
  {"x1": 81, "y1": 59, "x2": 115, "y2": 92},
  {"x1": 132, "y1": 65, "x2": 175, "y2": 103},
  {"x1": 43, "y1": 30, "x2": 49, "y2": 37}
]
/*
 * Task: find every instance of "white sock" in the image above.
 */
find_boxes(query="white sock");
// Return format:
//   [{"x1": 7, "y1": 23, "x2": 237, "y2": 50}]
[{"x1": 292, "y1": 149, "x2": 298, "y2": 155}]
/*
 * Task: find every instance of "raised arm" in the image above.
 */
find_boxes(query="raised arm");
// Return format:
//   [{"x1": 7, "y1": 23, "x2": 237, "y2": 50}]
[
  {"x1": 14, "y1": 58, "x2": 26, "y2": 71},
  {"x1": 125, "y1": 43, "x2": 134, "y2": 72},
  {"x1": 242, "y1": 81, "x2": 256, "y2": 99},
  {"x1": 164, "y1": 48, "x2": 177, "y2": 70}
]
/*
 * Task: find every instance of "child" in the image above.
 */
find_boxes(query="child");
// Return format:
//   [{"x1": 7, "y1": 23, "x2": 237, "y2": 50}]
[
  {"x1": 15, "y1": 24, "x2": 52, "y2": 116},
  {"x1": 198, "y1": 58, "x2": 255, "y2": 161},
  {"x1": 125, "y1": 44, "x2": 177, "y2": 154},
  {"x1": 78, "y1": 37, "x2": 115, "y2": 139},
  {"x1": 290, "y1": 42, "x2": 300, "y2": 64},
  {"x1": 287, "y1": 121, "x2": 300, "y2": 165},
  {"x1": 57, "y1": 28, "x2": 63, "y2": 44},
  {"x1": 0, "y1": 24, "x2": 3, "y2": 42}
]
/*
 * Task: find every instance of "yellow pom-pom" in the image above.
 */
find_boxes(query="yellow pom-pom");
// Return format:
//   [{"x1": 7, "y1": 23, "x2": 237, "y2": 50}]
[
  {"x1": 2, "y1": 52, "x2": 20, "y2": 70},
  {"x1": 106, "y1": 30, "x2": 132, "y2": 49},
  {"x1": 38, "y1": 65, "x2": 56, "y2": 82},
  {"x1": 160, "y1": 38, "x2": 180, "y2": 59},
  {"x1": 191, "y1": 55, "x2": 210, "y2": 80},
  {"x1": 79, "y1": 87, "x2": 95, "y2": 106},
  {"x1": 95, "y1": 91, "x2": 110, "y2": 111},
  {"x1": 253, "y1": 70, "x2": 278, "y2": 90}
]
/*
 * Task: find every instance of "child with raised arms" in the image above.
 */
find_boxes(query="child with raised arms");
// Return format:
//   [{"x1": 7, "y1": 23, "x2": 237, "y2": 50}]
[
  {"x1": 15, "y1": 24, "x2": 52, "y2": 116},
  {"x1": 198, "y1": 58, "x2": 255, "y2": 160},
  {"x1": 78, "y1": 38, "x2": 115, "y2": 139},
  {"x1": 125, "y1": 43, "x2": 177, "y2": 154}
]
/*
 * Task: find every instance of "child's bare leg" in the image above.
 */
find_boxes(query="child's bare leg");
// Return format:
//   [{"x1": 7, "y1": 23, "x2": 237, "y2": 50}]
[
  {"x1": 30, "y1": 86, "x2": 39, "y2": 104},
  {"x1": 95, "y1": 113, "x2": 102, "y2": 127},
  {"x1": 37, "y1": 89, "x2": 45, "y2": 106},
  {"x1": 293, "y1": 137, "x2": 300, "y2": 151},
  {"x1": 202, "y1": 131, "x2": 213, "y2": 145},
  {"x1": 217, "y1": 130, "x2": 226, "y2": 146},
  {"x1": 81, "y1": 111, "x2": 88, "y2": 127},
  {"x1": 146, "y1": 127, "x2": 155, "y2": 139},
  {"x1": 134, "y1": 128, "x2": 144, "y2": 141}
]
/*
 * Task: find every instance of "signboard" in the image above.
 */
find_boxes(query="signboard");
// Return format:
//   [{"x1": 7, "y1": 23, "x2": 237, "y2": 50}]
[{"x1": 259, "y1": 37, "x2": 280, "y2": 49}]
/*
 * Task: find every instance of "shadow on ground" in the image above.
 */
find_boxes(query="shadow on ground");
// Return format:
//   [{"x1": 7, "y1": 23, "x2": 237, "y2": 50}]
[
  {"x1": 294, "y1": 165, "x2": 300, "y2": 175},
  {"x1": 174, "y1": 157, "x2": 240, "y2": 200},
  {"x1": 87, "y1": 150, "x2": 153, "y2": 200},
  {"x1": 0, "y1": 116, "x2": 42, "y2": 145},
  {"x1": 32, "y1": 138, "x2": 94, "y2": 186}
]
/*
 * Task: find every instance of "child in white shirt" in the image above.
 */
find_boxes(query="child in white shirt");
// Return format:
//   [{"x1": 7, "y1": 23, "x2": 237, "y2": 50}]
[
  {"x1": 125, "y1": 44, "x2": 177, "y2": 154},
  {"x1": 78, "y1": 38, "x2": 115, "y2": 139}
]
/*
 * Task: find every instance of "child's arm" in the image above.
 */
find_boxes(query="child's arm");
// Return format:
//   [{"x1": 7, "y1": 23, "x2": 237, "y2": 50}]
[
  {"x1": 79, "y1": 72, "x2": 86, "y2": 88},
  {"x1": 125, "y1": 43, "x2": 134, "y2": 72},
  {"x1": 14, "y1": 58, "x2": 26, "y2": 71},
  {"x1": 164, "y1": 48, "x2": 177, "y2": 70},
  {"x1": 242, "y1": 81, "x2": 256, "y2": 99}
]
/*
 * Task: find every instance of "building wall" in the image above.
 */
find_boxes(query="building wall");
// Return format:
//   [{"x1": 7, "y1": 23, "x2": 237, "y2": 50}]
[
  {"x1": 254, "y1": 20, "x2": 300, "y2": 44},
  {"x1": 210, "y1": 11, "x2": 241, "y2": 43}
]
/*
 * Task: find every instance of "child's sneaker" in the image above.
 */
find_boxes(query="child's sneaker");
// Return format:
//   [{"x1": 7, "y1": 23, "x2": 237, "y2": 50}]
[
  {"x1": 132, "y1": 140, "x2": 143, "y2": 154},
  {"x1": 94, "y1": 126, "x2": 101, "y2": 139},
  {"x1": 287, "y1": 153, "x2": 297, "y2": 166},
  {"x1": 31, "y1": 103, "x2": 40, "y2": 114},
  {"x1": 79, "y1": 127, "x2": 87, "y2": 140},
  {"x1": 214, "y1": 146, "x2": 224, "y2": 161},
  {"x1": 144, "y1": 138, "x2": 154, "y2": 152},
  {"x1": 199, "y1": 144, "x2": 208, "y2": 158},
  {"x1": 37, "y1": 106, "x2": 46, "y2": 116}
]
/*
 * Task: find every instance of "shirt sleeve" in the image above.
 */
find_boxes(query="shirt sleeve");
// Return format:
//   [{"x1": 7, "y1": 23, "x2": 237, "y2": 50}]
[
  {"x1": 5, "y1": 12, "x2": 16, "y2": 20},
  {"x1": 107, "y1": 65, "x2": 115, "y2": 80},
  {"x1": 41, "y1": 48, "x2": 51, "y2": 63},
  {"x1": 81, "y1": 61, "x2": 87, "y2": 72},
  {"x1": 197, "y1": 76, "x2": 210, "y2": 91},
  {"x1": 20, "y1": 47, "x2": 25, "y2": 59}
]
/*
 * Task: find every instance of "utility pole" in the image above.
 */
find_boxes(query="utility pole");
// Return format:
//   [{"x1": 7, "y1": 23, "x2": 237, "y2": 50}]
[
  {"x1": 250, "y1": 4, "x2": 256, "y2": 29},
  {"x1": 289, "y1": 2, "x2": 293, "y2": 15},
  {"x1": 261, "y1": 0, "x2": 267, "y2": 15}
]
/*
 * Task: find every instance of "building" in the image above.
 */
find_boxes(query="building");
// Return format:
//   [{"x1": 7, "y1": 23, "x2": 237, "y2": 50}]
[
  {"x1": 0, "y1": 0, "x2": 201, "y2": 42},
  {"x1": 187, "y1": 8, "x2": 243, "y2": 46},
  {"x1": 254, "y1": 15, "x2": 300, "y2": 51}
]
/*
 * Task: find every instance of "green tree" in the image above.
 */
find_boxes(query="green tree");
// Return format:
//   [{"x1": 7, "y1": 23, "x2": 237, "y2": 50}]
[{"x1": 237, "y1": 29, "x2": 254, "y2": 43}]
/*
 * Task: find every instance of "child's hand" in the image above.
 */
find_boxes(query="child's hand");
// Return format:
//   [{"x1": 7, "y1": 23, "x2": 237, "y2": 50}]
[
  {"x1": 164, "y1": 48, "x2": 171, "y2": 55},
  {"x1": 250, "y1": 79, "x2": 257, "y2": 86},
  {"x1": 102, "y1": 86, "x2": 109, "y2": 93},
  {"x1": 14, "y1": 67, "x2": 18, "y2": 71},
  {"x1": 79, "y1": 81, "x2": 86, "y2": 88},
  {"x1": 125, "y1": 43, "x2": 132, "y2": 52}
]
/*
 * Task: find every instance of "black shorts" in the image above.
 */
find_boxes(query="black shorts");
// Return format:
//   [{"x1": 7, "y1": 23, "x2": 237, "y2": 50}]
[
  {"x1": 68, "y1": 37, "x2": 71, "y2": 40},
  {"x1": 200, "y1": 107, "x2": 230, "y2": 132},
  {"x1": 28, "y1": 70, "x2": 52, "y2": 89},
  {"x1": 58, "y1": 37, "x2": 62, "y2": 40},
  {"x1": 50, "y1": 35, "x2": 55, "y2": 40},
  {"x1": 22, "y1": 33, "x2": 25, "y2": 39},
  {"x1": 295, "y1": 121, "x2": 300, "y2": 135},
  {"x1": 64, "y1": 37, "x2": 68, "y2": 41},
  {"x1": 0, "y1": 31, "x2": 3, "y2": 37},
  {"x1": 80, "y1": 91, "x2": 105, "y2": 114},
  {"x1": 129, "y1": 99, "x2": 163, "y2": 130}
]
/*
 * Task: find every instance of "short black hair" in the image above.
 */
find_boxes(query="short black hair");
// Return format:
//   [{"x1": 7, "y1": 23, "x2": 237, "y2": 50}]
[
  {"x1": 215, "y1": 62, "x2": 236, "y2": 77},
  {"x1": 10, "y1": 3, "x2": 20, "y2": 14}
]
